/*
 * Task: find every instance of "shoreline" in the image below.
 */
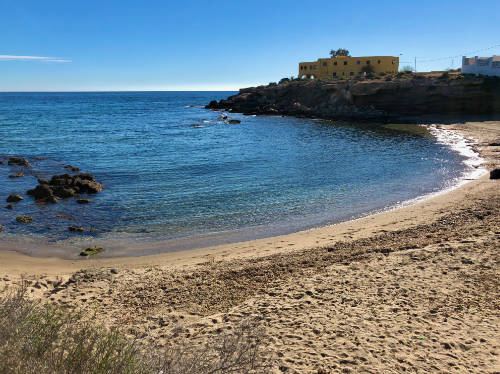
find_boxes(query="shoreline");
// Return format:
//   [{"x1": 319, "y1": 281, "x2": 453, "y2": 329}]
[
  {"x1": 0, "y1": 122, "x2": 488, "y2": 261},
  {"x1": 0, "y1": 121, "x2": 498, "y2": 373},
  {"x1": 0, "y1": 121, "x2": 496, "y2": 274}
]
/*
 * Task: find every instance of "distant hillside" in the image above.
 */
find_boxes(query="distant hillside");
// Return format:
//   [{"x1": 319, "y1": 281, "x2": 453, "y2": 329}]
[{"x1": 207, "y1": 73, "x2": 500, "y2": 123}]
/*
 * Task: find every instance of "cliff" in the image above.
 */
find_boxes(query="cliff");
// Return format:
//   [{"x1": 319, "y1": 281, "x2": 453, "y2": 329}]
[{"x1": 206, "y1": 73, "x2": 500, "y2": 122}]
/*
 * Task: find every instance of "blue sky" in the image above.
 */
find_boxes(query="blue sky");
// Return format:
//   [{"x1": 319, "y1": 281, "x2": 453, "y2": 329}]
[{"x1": 1, "y1": 0, "x2": 499, "y2": 91}]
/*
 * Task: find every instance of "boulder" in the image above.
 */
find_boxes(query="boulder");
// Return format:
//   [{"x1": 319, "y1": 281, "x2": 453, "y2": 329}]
[
  {"x1": 16, "y1": 216, "x2": 33, "y2": 224},
  {"x1": 75, "y1": 173, "x2": 95, "y2": 181},
  {"x1": 8, "y1": 172, "x2": 24, "y2": 178},
  {"x1": 37, "y1": 178, "x2": 50, "y2": 185},
  {"x1": 5, "y1": 204, "x2": 13, "y2": 210},
  {"x1": 227, "y1": 119, "x2": 241, "y2": 124},
  {"x1": 52, "y1": 186, "x2": 76, "y2": 198},
  {"x1": 6, "y1": 194, "x2": 23, "y2": 203},
  {"x1": 49, "y1": 174, "x2": 73, "y2": 186},
  {"x1": 73, "y1": 179, "x2": 102, "y2": 194},
  {"x1": 27, "y1": 184, "x2": 53, "y2": 200},
  {"x1": 47, "y1": 196, "x2": 59, "y2": 203},
  {"x1": 76, "y1": 199, "x2": 91, "y2": 204},
  {"x1": 8, "y1": 157, "x2": 30, "y2": 167},
  {"x1": 490, "y1": 168, "x2": 500, "y2": 179}
]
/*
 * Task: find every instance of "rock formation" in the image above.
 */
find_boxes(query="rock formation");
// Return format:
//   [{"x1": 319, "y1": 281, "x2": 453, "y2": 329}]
[
  {"x1": 206, "y1": 74, "x2": 500, "y2": 122},
  {"x1": 28, "y1": 173, "x2": 103, "y2": 202}
]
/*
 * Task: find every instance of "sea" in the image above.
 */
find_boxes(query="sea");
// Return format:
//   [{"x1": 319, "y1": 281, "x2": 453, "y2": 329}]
[{"x1": 0, "y1": 92, "x2": 484, "y2": 257}]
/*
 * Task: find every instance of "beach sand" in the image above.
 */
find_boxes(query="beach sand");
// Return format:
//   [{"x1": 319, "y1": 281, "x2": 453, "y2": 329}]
[{"x1": 1, "y1": 122, "x2": 499, "y2": 373}]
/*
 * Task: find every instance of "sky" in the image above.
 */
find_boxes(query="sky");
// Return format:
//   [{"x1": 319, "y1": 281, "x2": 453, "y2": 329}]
[{"x1": 0, "y1": 0, "x2": 499, "y2": 91}]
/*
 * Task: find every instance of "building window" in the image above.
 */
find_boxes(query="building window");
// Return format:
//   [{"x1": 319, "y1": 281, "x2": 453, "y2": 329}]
[
  {"x1": 310, "y1": 65, "x2": 313, "y2": 70},
  {"x1": 357, "y1": 61, "x2": 360, "y2": 65},
  {"x1": 344, "y1": 61, "x2": 347, "y2": 65},
  {"x1": 350, "y1": 72, "x2": 354, "y2": 76},
  {"x1": 334, "y1": 61, "x2": 338, "y2": 66},
  {"x1": 366, "y1": 60, "x2": 370, "y2": 65},
  {"x1": 322, "y1": 62, "x2": 327, "y2": 67},
  {"x1": 392, "y1": 60, "x2": 395, "y2": 64},
  {"x1": 342, "y1": 72, "x2": 345, "y2": 75},
  {"x1": 378, "y1": 60, "x2": 381, "y2": 64},
  {"x1": 333, "y1": 72, "x2": 337, "y2": 77}
]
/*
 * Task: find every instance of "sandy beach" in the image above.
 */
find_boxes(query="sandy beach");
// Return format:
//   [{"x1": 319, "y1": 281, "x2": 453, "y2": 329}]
[{"x1": 1, "y1": 122, "x2": 499, "y2": 373}]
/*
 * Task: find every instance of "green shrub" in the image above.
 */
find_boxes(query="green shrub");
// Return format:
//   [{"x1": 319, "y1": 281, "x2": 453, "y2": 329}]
[{"x1": 0, "y1": 285, "x2": 271, "y2": 374}]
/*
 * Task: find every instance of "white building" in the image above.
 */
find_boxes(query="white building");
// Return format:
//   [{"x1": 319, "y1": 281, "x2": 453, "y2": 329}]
[{"x1": 462, "y1": 55, "x2": 500, "y2": 77}]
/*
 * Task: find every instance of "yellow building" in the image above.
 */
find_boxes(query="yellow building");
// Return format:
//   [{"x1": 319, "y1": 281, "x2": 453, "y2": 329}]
[{"x1": 298, "y1": 56, "x2": 399, "y2": 80}]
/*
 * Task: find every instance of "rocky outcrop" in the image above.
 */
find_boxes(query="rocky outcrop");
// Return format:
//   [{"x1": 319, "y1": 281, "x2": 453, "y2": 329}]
[
  {"x1": 206, "y1": 74, "x2": 500, "y2": 122},
  {"x1": 28, "y1": 173, "x2": 103, "y2": 202}
]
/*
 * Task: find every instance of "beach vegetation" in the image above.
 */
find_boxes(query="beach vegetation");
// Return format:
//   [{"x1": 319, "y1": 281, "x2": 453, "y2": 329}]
[{"x1": 0, "y1": 285, "x2": 271, "y2": 374}]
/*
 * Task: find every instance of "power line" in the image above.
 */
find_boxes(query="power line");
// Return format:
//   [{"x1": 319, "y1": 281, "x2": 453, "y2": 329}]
[{"x1": 416, "y1": 43, "x2": 500, "y2": 63}]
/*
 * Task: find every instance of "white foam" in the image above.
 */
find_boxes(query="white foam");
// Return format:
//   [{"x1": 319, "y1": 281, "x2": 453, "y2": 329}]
[{"x1": 428, "y1": 124, "x2": 487, "y2": 182}]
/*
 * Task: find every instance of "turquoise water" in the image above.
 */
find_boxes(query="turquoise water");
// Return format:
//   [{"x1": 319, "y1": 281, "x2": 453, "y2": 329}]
[{"x1": 0, "y1": 92, "x2": 471, "y2": 252}]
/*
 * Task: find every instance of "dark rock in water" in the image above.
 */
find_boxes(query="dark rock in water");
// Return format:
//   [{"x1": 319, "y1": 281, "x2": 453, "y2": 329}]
[
  {"x1": 5, "y1": 204, "x2": 13, "y2": 210},
  {"x1": 71, "y1": 167, "x2": 81, "y2": 172},
  {"x1": 49, "y1": 174, "x2": 73, "y2": 186},
  {"x1": 75, "y1": 173, "x2": 95, "y2": 181},
  {"x1": 227, "y1": 119, "x2": 241, "y2": 124},
  {"x1": 69, "y1": 226, "x2": 85, "y2": 232},
  {"x1": 80, "y1": 246, "x2": 104, "y2": 256},
  {"x1": 52, "y1": 186, "x2": 76, "y2": 198},
  {"x1": 47, "y1": 196, "x2": 59, "y2": 203},
  {"x1": 8, "y1": 172, "x2": 24, "y2": 178},
  {"x1": 73, "y1": 179, "x2": 103, "y2": 194},
  {"x1": 490, "y1": 168, "x2": 500, "y2": 179},
  {"x1": 218, "y1": 114, "x2": 228, "y2": 120},
  {"x1": 6, "y1": 194, "x2": 23, "y2": 203},
  {"x1": 16, "y1": 216, "x2": 33, "y2": 224},
  {"x1": 8, "y1": 157, "x2": 30, "y2": 167},
  {"x1": 37, "y1": 178, "x2": 50, "y2": 185},
  {"x1": 28, "y1": 184, "x2": 53, "y2": 199},
  {"x1": 76, "y1": 198, "x2": 91, "y2": 204}
]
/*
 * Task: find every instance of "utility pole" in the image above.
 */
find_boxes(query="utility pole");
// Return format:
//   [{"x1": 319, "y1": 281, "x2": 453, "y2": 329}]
[{"x1": 414, "y1": 57, "x2": 417, "y2": 73}]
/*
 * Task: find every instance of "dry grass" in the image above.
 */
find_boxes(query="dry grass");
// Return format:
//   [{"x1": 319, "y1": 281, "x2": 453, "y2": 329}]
[{"x1": 0, "y1": 284, "x2": 271, "y2": 374}]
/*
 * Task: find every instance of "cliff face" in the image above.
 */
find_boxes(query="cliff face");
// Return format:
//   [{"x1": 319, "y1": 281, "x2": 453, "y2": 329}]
[{"x1": 206, "y1": 74, "x2": 500, "y2": 122}]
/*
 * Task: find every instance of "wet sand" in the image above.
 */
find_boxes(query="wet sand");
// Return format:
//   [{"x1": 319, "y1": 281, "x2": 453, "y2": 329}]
[{"x1": 1, "y1": 122, "x2": 499, "y2": 373}]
